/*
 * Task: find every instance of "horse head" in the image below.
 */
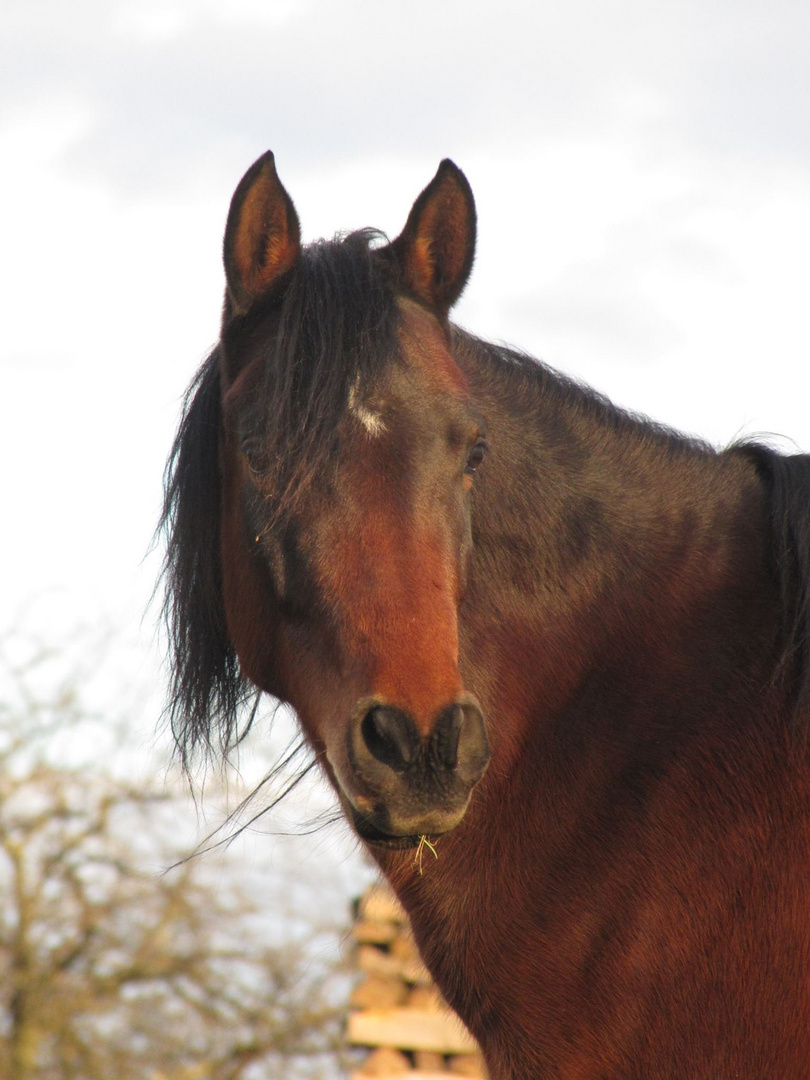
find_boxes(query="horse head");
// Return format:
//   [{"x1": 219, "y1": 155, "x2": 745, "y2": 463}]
[{"x1": 215, "y1": 152, "x2": 490, "y2": 847}]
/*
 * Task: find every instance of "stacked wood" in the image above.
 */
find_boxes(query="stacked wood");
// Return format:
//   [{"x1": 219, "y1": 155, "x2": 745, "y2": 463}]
[{"x1": 347, "y1": 884, "x2": 487, "y2": 1080}]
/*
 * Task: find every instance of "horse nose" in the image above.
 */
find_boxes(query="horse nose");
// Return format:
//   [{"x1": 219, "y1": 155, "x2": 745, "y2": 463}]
[{"x1": 349, "y1": 696, "x2": 490, "y2": 791}]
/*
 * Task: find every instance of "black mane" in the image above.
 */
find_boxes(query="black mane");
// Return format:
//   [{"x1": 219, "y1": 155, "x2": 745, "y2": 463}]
[
  {"x1": 737, "y1": 443, "x2": 810, "y2": 718},
  {"x1": 159, "y1": 351, "x2": 242, "y2": 765},
  {"x1": 225, "y1": 228, "x2": 401, "y2": 511},
  {"x1": 455, "y1": 329, "x2": 715, "y2": 459},
  {"x1": 159, "y1": 230, "x2": 401, "y2": 763}
]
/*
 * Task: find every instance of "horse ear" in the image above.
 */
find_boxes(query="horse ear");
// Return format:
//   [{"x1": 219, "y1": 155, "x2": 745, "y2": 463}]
[
  {"x1": 390, "y1": 159, "x2": 476, "y2": 312},
  {"x1": 223, "y1": 150, "x2": 301, "y2": 316}
]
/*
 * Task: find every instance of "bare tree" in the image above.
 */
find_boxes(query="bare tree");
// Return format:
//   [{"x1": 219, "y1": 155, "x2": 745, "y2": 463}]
[{"x1": 0, "y1": 639, "x2": 353, "y2": 1080}]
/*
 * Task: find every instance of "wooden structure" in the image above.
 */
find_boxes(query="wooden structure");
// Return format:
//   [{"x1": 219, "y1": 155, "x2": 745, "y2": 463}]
[{"x1": 347, "y1": 885, "x2": 487, "y2": 1079}]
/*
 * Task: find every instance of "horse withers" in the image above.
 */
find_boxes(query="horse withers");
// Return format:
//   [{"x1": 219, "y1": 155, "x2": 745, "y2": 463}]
[{"x1": 161, "y1": 151, "x2": 810, "y2": 1078}]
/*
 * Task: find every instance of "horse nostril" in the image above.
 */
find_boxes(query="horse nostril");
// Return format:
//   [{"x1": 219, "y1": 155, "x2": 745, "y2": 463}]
[
  {"x1": 433, "y1": 704, "x2": 464, "y2": 769},
  {"x1": 361, "y1": 706, "x2": 418, "y2": 772},
  {"x1": 433, "y1": 698, "x2": 490, "y2": 782}
]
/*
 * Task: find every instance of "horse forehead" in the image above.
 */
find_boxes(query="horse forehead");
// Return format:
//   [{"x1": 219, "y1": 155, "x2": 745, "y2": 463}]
[{"x1": 397, "y1": 298, "x2": 469, "y2": 398}]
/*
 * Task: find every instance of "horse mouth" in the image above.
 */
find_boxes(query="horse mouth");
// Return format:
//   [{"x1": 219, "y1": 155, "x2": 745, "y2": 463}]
[{"x1": 349, "y1": 808, "x2": 433, "y2": 850}]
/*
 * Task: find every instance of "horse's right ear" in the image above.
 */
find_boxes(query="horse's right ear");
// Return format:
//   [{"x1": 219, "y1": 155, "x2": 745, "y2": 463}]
[{"x1": 223, "y1": 151, "x2": 301, "y2": 317}]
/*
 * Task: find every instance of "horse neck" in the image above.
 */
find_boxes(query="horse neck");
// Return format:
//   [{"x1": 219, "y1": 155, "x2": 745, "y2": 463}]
[
  {"x1": 379, "y1": 338, "x2": 800, "y2": 1071},
  {"x1": 457, "y1": 338, "x2": 779, "y2": 771}
]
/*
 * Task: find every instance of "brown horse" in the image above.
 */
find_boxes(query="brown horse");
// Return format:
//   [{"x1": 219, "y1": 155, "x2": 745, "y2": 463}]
[{"x1": 160, "y1": 151, "x2": 810, "y2": 1078}]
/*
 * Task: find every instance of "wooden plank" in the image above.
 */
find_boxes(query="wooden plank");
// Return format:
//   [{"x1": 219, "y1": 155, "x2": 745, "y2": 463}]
[
  {"x1": 414, "y1": 1050, "x2": 445, "y2": 1071},
  {"x1": 351, "y1": 974, "x2": 409, "y2": 1009},
  {"x1": 359, "y1": 884, "x2": 408, "y2": 924},
  {"x1": 347, "y1": 1006, "x2": 478, "y2": 1054},
  {"x1": 351, "y1": 1046, "x2": 410, "y2": 1075},
  {"x1": 356, "y1": 945, "x2": 404, "y2": 979},
  {"x1": 448, "y1": 1052, "x2": 488, "y2": 1076},
  {"x1": 352, "y1": 918, "x2": 400, "y2": 945},
  {"x1": 350, "y1": 1073, "x2": 452, "y2": 1080},
  {"x1": 356, "y1": 945, "x2": 432, "y2": 985}
]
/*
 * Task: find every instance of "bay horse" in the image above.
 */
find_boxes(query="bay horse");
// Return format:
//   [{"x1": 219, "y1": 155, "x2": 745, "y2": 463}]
[{"x1": 160, "y1": 151, "x2": 810, "y2": 1078}]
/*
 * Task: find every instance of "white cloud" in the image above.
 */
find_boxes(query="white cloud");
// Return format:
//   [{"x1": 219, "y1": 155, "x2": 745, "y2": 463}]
[
  {"x1": 4, "y1": 0, "x2": 807, "y2": 199},
  {"x1": 2, "y1": 0, "x2": 809, "y2": 659}
]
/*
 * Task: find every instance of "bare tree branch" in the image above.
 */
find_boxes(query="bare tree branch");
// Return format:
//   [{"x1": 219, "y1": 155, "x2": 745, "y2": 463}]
[{"x1": 0, "y1": 645, "x2": 351, "y2": 1080}]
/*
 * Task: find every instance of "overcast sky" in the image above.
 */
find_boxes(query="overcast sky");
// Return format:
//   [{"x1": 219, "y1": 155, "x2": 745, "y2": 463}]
[{"x1": 3, "y1": 0, "x2": 809, "y2": 784}]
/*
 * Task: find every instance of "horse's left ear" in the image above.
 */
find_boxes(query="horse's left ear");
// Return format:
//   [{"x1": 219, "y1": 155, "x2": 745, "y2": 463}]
[
  {"x1": 223, "y1": 150, "x2": 301, "y2": 317},
  {"x1": 390, "y1": 159, "x2": 476, "y2": 312}
]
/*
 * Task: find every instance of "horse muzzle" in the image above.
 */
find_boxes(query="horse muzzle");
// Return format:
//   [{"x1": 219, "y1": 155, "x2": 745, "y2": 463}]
[{"x1": 342, "y1": 693, "x2": 490, "y2": 848}]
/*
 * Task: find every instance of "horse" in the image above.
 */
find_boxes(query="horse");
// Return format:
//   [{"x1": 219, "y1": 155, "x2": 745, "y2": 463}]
[{"x1": 160, "y1": 151, "x2": 810, "y2": 1078}]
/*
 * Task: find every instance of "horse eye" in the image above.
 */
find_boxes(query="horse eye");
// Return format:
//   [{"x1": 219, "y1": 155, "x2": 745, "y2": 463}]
[
  {"x1": 241, "y1": 439, "x2": 269, "y2": 475},
  {"x1": 465, "y1": 440, "x2": 487, "y2": 475}
]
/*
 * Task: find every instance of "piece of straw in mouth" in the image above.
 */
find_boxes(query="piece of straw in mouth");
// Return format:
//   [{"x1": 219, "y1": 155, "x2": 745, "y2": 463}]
[{"x1": 415, "y1": 834, "x2": 438, "y2": 874}]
